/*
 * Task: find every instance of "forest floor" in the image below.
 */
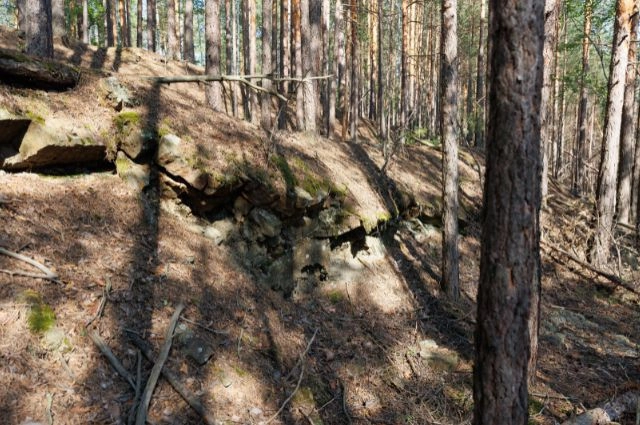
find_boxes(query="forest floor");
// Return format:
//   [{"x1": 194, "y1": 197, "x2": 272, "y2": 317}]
[{"x1": 0, "y1": 26, "x2": 639, "y2": 425}]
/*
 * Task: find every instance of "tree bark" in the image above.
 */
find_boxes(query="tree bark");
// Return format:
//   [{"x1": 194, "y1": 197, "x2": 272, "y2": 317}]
[
  {"x1": 136, "y1": 0, "x2": 143, "y2": 47},
  {"x1": 25, "y1": 0, "x2": 53, "y2": 58},
  {"x1": 82, "y1": 0, "x2": 89, "y2": 43},
  {"x1": 106, "y1": 0, "x2": 117, "y2": 46},
  {"x1": 147, "y1": 0, "x2": 156, "y2": 51},
  {"x1": 591, "y1": 0, "x2": 634, "y2": 267},
  {"x1": 292, "y1": 0, "x2": 304, "y2": 129},
  {"x1": 377, "y1": 0, "x2": 385, "y2": 140},
  {"x1": 440, "y1": 0, "x2": 459, "y2": 300},
  {"x1": 349, "y1": 0, "x2": 358, "y2": 141},
  {"x1": 616, "y1": 3, "x2": 638, "y2": 224},
  {"x1": 301, "y1": 0, "x2": 318, "y2": 131},
  {"x1": 474, "y1": 0, "x2": 486, "y2": 148},
  {"x1": 205, "y1": 0, "x2": 223, "y2": 111},
  {"x1": 167, "y1": 0, "x2": 179, "y2": 59},
  {"x1": 473, "y1": 0, "x2": 544, "y2": 422},
  {"x1": 278, "y1": 0, "x2": 290, "y2": 129},
  {"x1": 401, "y1": 0, "x2": 409, "y2": 129},
  {"x1": 261, "y1": 0, "x2": 273, "y2": 130},
  {"x1": 183, "y1": 0, "x2": 195, "y2": 61},
  {"x1": 242, "y1": 0, "x2": 258, "y2": 124},
  {"x1": 51, "y1": 0, "x2": 65, "y2": 38},
  {"x1": 573, "y1": 0, "x2": 593, "y2": 195}
]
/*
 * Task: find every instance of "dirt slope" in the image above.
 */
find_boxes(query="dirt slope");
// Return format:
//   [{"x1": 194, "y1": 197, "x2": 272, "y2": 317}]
[{"x1": 0, "y1": 26, "x2": 638, "y2": 425}]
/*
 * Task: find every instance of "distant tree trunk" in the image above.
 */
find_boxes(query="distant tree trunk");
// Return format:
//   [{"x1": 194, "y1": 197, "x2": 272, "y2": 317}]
[
  {"x1": 440, "y1": 0, "x2": 459, "y2": 300},
  {"x1": 301, "y1": 0, "x2": 318, "y2": 131},
  {"x1": 205, "y1": 0, "x2": 223, "y2": 111},
  {"x1": 591, "y1": 0, "x2": 634, "y2": 267},
  {"x1": 167, "y1": 0, "x2": 178, "y2": 58},
  {"x1": 242, "y1": 0, "x2": 258, "y2": 124},
  {"x1": 229, "y1": 0, "x2": 240, "y2": 117},
  {"x1": 261, "y1": 0, "x2": 273, "y2": 130},
  {"x1": 321, "y1": 0, "x2": 330, "y2": 136},
  {"x1": 278, "y1": 0, "x2": 290, "y2": 129},
  {"x1": 136, "y1": 0, "x2": 142, "y2": 47},
  {"x1": 540, "y1": 0, "x2": 559, "y2": 205},
  {"x1": 292, "y1": 0, "x2": 304, "y2": 129},
  {"x1": 82, "y1": 0, "x2": 89, "y2": 43},
  {"x1": 51, "y1": 0, "x2": 65, "y2": 38},
  {"x1": 473, "y1": 0, "x2": 544, "y2": 423},
  {"x1": 377, "y1": 0, "x2": 385, "y2": 140},
  {"x1": 147, "y1": 0, "x2": 156, "y2": 51},
  {"x1": 474, "y1": 0, "x2": 486, "y2": 148},
  {"x1": 183, "y1": 0, "x2": 194, "y2": 61},
  {"x1": 552, "y1": 6, "x2": 565, "y2": 178},
  {"x1": 349, "y1": 0, "x2": 358, "y2": 141},
  {"x1": 400, "y1": 0, "x2": 409, "y2": 129},
  {"x1": 17, "y1": 0, "x2": 26, "y2": 32},
  {"x1": 634, "y1": 100, "x2": 640, "y2": 222},
  {"x1": 106, "y1": 0, "x2": 116, "y2": 46},
  {"x1": 118, "y1": 0, "x2": 126, "y2": 45},
  {"x1": 617, "y1": 4, "x2": 638, "y2": 224},
  {"x1": 25, "y1": 0, "x2": 53, "y2": 57},
  {"x1": 573, "y1": 0, "x2": 593, "y2": 195},
  {"x1": 329, "y1": 0, "x2": 344, "y2": 135}
]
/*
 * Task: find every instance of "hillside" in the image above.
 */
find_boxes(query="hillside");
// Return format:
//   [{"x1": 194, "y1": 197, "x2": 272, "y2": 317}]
[{"x1": 0, "y1": 26, "x2": 639, "y2": 425}]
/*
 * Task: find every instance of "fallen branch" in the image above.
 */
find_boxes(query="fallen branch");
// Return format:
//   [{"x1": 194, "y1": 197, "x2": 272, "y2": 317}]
[
  {"x1": 135, "y1": 303, "x2": 185, "y2": 425},
  {"x1": 562, "y1": 391, "x2": 639, "y2": 425},
  {"x1": 86, "y1": 277, "x2": 111, "y2": 327},
  {"x1": 265, "y1": 365, "x2": 305, "y2": 425},
  {"x1": 0, "y1": 247, "x2": 60, "y2": 283},
  {"x1": 541, "y1": 240, "x2": 639, "y2": 295},
  {"x1": 285, "y1": 328, "x2": 318, "y2": 382},
  {"x1": 88, "y1": 330, "x2": 136, "y2": 389},
  {"x1": 127, "y1": 331, "x2": 216, "y2": 425}
]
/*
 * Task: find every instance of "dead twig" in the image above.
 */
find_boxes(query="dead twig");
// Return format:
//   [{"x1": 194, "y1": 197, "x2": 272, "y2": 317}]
[
  {"x1": 0, "y1": 247, "x2": 60, "y2": 283},
  {"x1": 135, "y1": 303, "x2": 185, "y2": 425},
  {"x1": 88, "y1": 330, "x2": 136, "y2": 389},
  {"x1": 285, "y1": 328, "x2": 319, "y2": 382},
  {"x1": 541, "y1": 240, "x2": 640, "y2": 295},
  {"x1": 265, "y1": 365, "x2": 305, "y2": 425},
  {"x1": 86, "y1": 277, "x2": 111, "y2": 327},
  {"x1": 127, "y1": 332, "x2": 216, "y2": 425}
]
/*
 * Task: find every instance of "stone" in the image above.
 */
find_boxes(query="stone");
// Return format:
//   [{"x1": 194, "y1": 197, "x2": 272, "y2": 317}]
[
  {"x1": 291, "y1": 186, "x2": 313, "y2": 209},
  {"x1": 115, "y1": 151, "x2": 149, "y2": 190},
  {"x1": 233, "y1": 196, "x2": 252, "y2": 222},
  {"x1": 0, "y1": 117, "x2": 106, "y2": 170},
  {"x1": 293, "y1": 239, "x2": 330, "y2": 280},
  {"x1": 103, "y1": 76, "x2": 134, "y2": 109},
  {"x1": 157, "y1": 134, "x2": 208, "y2": 191},
  {"x1": 265, "y1": 255, "x2": 294, "y2": 295},
  {"x1": 249, "y1": 208, "x2": 282, "y2": 238},
  {"x1": 203, "y1": 218, "x2": 235, "y2": 245}
]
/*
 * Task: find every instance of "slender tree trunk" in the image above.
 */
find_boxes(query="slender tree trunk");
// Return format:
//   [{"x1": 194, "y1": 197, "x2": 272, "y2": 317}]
[
  {"x1": 633, "y1": 91, "x2": 640, "y2": 222},
  {"x1": 261, "y1": 0, "x2": 273, "y2": 130},
  {"x1": 205, "y1": 0, "x2": 223, "y2": 111},
  {"x1": 540, "y1": 0, "x2": 559, "y2": 204},
  {"x1": 106, "y1": 0, "x2": 116, "y2": 46},
  {"x1": 321, "y1": 0, "x2": 330, "y2": 136},
  {"x1": 552, "y1": 5, "x2": 565, "y2": 178},
  {"x1": 301, "y1": 0, "x2": 318, "y2": 131},
  {"x1": 25, "y1": 0, "x2": 53, "y2": 57},
  {"x1": 278, "y1": 0, "x2": 290, "y2": 129},
  {"x1": 377, "y1": 0, "x2": 385, "y2": 140},
  {"x1": 401, "y1": 0, "x2": 409, "y2": 129},
  {"x1": 617, "y1": 4, "x2": 638, "y2": 224},
  {"x1": 474, "y1": 0, "x2": 486, "y2": 148},
  {"x1": 118, "y1": 0, "x2": 126, "y2": 45},
  {"x1": 293, "y1": 0, "x2": 304, "y2": 129},
  {"x1": 82, "y1": 0, "x2": 89, "y2": 43},
  {"x1": 147, "y1": 0, "x2": 156, "y2": 51},
  {"x1": 167, "y1": 0, "x2": 178, "y2": 58},
  {"x1": 473, "y1": 0, "x2": 544, "y2": 422},
  {"x1": 136, "y1": 0, "x2": 142, "y2": 47},
  {"x1": 242, "y1": 0, "x2": 258, "y2": 124},
  {"x1": 51, "y1": 0, "x2": 65, "y2": 38},
  {"x1": 349, "y1": 0, "x2": 358, "y2": 141},
  {"x1": 330, "y1": 0, "x2": 344, "y2": 135},
  {"x1": 183, "y1": 0, "x2": 194, "y2": 61},
  {"x1": 573, "y1": 0, "x2": 593, "y2": 195},
  {"x1": 591, "y1": 0, "x2": 634, "y2": 267},
  {"x1": 440, "y1": 0, "x2": 459, "y2": 300}
]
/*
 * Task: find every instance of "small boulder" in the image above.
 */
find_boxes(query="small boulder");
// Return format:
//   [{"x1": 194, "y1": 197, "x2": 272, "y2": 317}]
[
  {"x1": 157, "y1": 134, "x2": 208, "y2": 191},
  {"x1": 115, "y1": 151, "x2": 149, "y2": 190},
  {"x1": 249, "y1": 208, "x2": 282, "y2": 238},
  {"x1": 203, "y1": 218, "x2": 235, "y2": 245}
]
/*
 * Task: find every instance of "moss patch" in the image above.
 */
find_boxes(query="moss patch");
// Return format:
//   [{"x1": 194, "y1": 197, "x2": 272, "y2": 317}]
[
  {"x1": 113, "y1": 111, "x2": 141, "y2": 132},
  {"x1": 21, "y1": 290, "x2": 56, "y2": 334}
]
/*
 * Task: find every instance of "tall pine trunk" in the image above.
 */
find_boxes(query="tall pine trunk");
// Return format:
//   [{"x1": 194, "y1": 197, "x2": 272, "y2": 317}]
[
  {"x1": 473, "y1": 0, "x2": 544, "y2": 421},
  {"x1": 440, "y1": 0, "x2": 459, "y2": 300},
  {"x1": 183, "y1": 0, "x2": 195, "y2": 61},
  {"x1": 261, "y1": 0, "x2": 273, "y2": 130},
  {"x1": 205, "y1": 0, "x2": 223, "y2": 111},
  {"x1": 278, "y1": 0, "x2": 290, "y2": 129},
  {"x1": 616, "y1": 4, "x2": 639, "y2": 224},
  {"x1": 147, "y1": 0, "x2": 156, "y2": 51},
  {"x1": 591, "y1": 0, "x2": 634, "y2": 267}
]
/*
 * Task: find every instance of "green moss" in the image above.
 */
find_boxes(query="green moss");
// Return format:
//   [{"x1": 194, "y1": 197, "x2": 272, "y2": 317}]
[
  {"x1": 158, "y1": 119, "x2": 174, "y2": 137},
  {"x1": 326, "y1": 290, "x2": 344, "y2": 304},
  {"x1": 22, "y1": 290, "x2": 56, "y2": 334},
  {"x1": 115, "y1": 155, "x2": 132, "y2": 173},
  {"x1": 272, "y1": 155, "x2": 297, "y2": 188},
  {"x1": 233, "y1": 365, "x2": 248, "y2": 377},
  {"x1": 113, "y1": 111, "x2": 141, "y2": 132},
  {"x1": 25, "y1": 111, "x2": 45, "y2": 125}
]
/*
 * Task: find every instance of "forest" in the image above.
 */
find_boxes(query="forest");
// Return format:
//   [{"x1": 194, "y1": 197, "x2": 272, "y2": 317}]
[{"x1": 0, "y1": 0, "x2": 639, "y2": 424}]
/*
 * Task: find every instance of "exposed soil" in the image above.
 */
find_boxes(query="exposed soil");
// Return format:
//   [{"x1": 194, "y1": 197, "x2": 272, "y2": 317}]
[{"x1": 0, "y1": 26, "x2": 639, "y2": 425}]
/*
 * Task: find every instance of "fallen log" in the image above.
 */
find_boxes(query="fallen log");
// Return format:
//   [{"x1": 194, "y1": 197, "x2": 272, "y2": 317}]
[
  {"x1": 562, "y1": 391, "x2": 639, "y2": 425},
  {"x1": 0, "y1": 48, "x2": 81, "y2": 90},
  {"x1": 541, "y1": 240, "x2": 640, "y2": 295}
]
